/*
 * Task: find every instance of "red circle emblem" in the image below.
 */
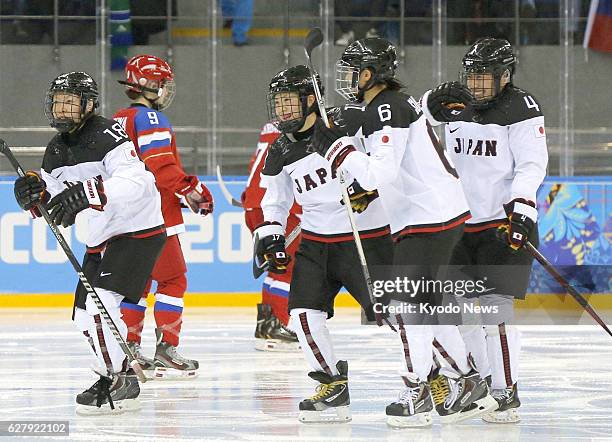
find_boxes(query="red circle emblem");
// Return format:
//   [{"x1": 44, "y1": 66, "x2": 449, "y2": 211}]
[
  {"x1": 539, "y1": 127, "x2": 544, "y2": 134},
  {"x1": 382, "y1": 135, "x2": 389, "y2": 143},
  {"x1": 131, "y1": 150, "x2": 137, "y2": 157}
]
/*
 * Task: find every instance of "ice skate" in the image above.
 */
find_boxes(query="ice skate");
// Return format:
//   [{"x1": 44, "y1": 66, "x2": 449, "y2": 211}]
[
  {"x1": 386, "y1": 379, "x2": 434, "y2": 428},
  {"x1": 430, "y1": 369, "x2": 497, "y2": 424},
  {"x1": 299, "y1": 360, "x2": 351, "y2": 423},
  {"x1": 255, "y1": 303, "x2": 300, "y2": 352},
  {"x1": 75, "y1": 368, "x2": 140, "y2": 415},
  {"x1": 127, "y1": 341, "x2": 156, "y2": 379},
  {"x1": 482, "y1": 383, "x2": 521, "y2": 423},
  {"x1": 153, "y1": 328, "x2": 199, "y2": 379}
]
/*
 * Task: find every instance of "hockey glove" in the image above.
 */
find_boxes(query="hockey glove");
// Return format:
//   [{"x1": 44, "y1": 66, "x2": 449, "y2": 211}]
[
  {"x1": 184, "y1": 179, "x2": 214, "y2": 216},
  {"x1": 311, "y1": 117, "x2": 356, "y2": 173},
  {"x1": 427, "y1": 82, "x2": 474, "y2": 122},
  {"x1": 254, "y1": 222, "x2": 291, "y2": 274},
  {"x1": 14, "y1": 171, "x2": 48, "y2": 214},
  {"x1": 47, "y1": 177, "x2": 107, "y2": 227},
  {"x1": 341, "y1": 179, "x2": 379, "y2": 213},
  {"x1": 497, "y1": 198, "x2": 538, "y2": 252}
]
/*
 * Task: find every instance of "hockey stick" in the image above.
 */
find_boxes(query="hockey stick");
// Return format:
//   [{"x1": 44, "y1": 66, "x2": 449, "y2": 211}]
[
  {"x1": 252, "y1": 224, "x2": 302, "y2": 278},
  {"x1": 215, "y1": 165, "x2": 243, "y2": 208},
  {"x1": 0, "y1": 140, "x2": 148, "y2": 382},
  {"x1": 304, "y1": 28, "x2": 396, "y2": 332},
  {"x1": 524, "y1": 241, "x2": 612, "y2": 338}
]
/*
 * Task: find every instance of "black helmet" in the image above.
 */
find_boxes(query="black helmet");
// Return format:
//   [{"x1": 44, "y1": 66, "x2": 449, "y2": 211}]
[
  {"x1": 267, "y1": 65, "x2": 323, "y2": 134},
  {"x1": 45, "y1": 72, "x2": 99, "y2": 133},
  {"x1": 336, "y1": 37, "x2": 398, "y2": 102},
  {"x1": 460, "y1": 37, "x2": 517, "y2": 108}
]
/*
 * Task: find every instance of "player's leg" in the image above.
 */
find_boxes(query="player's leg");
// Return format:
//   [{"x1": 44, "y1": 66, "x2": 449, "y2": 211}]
[
  {"x1": 255, "y1": 214, "x2": 300, "y2": 351},
  {"x1": 73, "y1": 234, "x2": 165, "y2": 414},
  {"x1": 476, "y1": 227, "x2": 537, "y2": 423},
  {"x1": 120, "y1": 278, "x2": 155, "y2": 373},
  {"x1": 150, "y1": 234, "x2": 198, "y2": 379},
  {"x1": 287, "y1": 239, "x2": 350, "y2": 423}
]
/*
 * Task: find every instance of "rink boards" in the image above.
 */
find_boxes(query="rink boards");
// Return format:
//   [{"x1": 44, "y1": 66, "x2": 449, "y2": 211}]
[{"x1": 0, "y1": 176, "x2": 609, "y2": 307}]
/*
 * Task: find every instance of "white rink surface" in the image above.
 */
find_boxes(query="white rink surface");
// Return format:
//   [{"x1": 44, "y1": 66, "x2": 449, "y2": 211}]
[{"x1": 1, "y1": 308, "x2": 612, "y2": 442}]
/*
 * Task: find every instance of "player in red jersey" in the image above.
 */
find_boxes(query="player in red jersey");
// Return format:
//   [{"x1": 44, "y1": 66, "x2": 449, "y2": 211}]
[
  {"x1": 113, "y1": 54, "x2": 213, "y2": 378},
  {"x1": 242, "y1": 122, "x2": 301, "y2": 351}
]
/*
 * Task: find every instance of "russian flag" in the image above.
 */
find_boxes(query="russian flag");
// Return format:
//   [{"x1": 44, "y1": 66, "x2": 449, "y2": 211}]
[{"x1": 583, "y1": 0, "x2": 612, "y2": 52}]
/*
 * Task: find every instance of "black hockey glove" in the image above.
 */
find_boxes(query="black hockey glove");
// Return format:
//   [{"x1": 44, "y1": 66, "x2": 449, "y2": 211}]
[
  {"x1": 311, "y1": 117, "x2": 356, "y2": 173},
  {"x1": 47, "y1": 177, "x2": 107, "y2": 227},
  {"x1": 254, "y1": 222, "x2": 291, "y2": 274},
  {"x1": 14, "y1": 171, "x2": 47, "y2": 211},
  {"x1": 427, "y1": 81, "x2": 474, "y2": 122},
  {"x1": 496, "y1": 198, "x2": 538, "y2": 252},
  {"x1": 341, "y1": 179, "x2": 379, "y2": 213}
]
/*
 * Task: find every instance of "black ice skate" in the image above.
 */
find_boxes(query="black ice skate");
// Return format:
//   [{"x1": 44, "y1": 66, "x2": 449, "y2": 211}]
[
  {"x1": 386, "y1": 379, "x2": 434, "y2": 428},
  {"x1": 429, "y1": 369, "x2": 497, "y2": 424},
  {"x1": 153, "y1": 328, "x2": 199, "y2": 380},
  {"x1": 127, "y1": 341, "x2": 156, "y2": 378},
  {"x1": 254, "y1": 303, "x2": 300, "y2": 352},
  {"x1": 299, "y1": 360, "x2": 351, "y2": 423},
  {"x1": 75, "y1": 368, "x2": 140, "y2": 415},
  {"x1": 482, "y1": 383, "x2": 521, "y2": 423}
]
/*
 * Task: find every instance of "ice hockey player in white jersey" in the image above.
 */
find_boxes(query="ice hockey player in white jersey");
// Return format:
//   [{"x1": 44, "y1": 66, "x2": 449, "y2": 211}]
[
  {"x1": 310, "y1": 37, "x2": 496, "y2": 427},
  {"x1": 256, "y1": 65, "x2": 393, "y2": 423},
  {"x1": 13, "y1": 72, "x2": 165, "y2": 415},
  {"x1": 422, "y1": 37, "x2": 548, "y2": 423}
]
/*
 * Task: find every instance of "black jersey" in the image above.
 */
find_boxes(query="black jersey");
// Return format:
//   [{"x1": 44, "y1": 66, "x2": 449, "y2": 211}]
[
  {"x1": 40, "y1": 115, "x2": 164, "y2": 247},
  {"x1": 337, "y1": 89, "x2": 470, "y2": 238},
  {"x1": 422, "y1": 85, "x2": 548, "y2": 229},
  {"x1": 260, "y1": 130, "x2": 389, "y2": 241}
]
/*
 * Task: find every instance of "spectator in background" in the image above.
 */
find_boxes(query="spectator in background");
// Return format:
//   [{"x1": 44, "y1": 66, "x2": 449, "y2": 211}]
[
  {"x1": 335, "y1": 0, "x2": 388, "y2": 46},
  {"x1": 131, "y1": 0, "x2": 177, "y2": 45},
  {"x1": 385, "y1": 0, "x2": 433, "y2": 45},
  {"x1": 220, "y1": 0, "x2": 254, "y2": 46}
]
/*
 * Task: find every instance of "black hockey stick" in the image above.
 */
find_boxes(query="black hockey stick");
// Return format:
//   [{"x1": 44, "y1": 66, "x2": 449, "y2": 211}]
[
  {"x1": 0, "y1": 140, "x2": 148, "y2": 382},
  {"x1": 524, "y1": 241, "x2": 612, "y2": 338},
  {"x1": 304, "y1": 28, "x2": 396, "y2": 332}
]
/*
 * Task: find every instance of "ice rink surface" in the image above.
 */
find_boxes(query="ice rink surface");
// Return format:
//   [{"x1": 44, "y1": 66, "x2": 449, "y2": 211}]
[{"x1": 1, "y1": 307, "x2": 611, "y2": 442}]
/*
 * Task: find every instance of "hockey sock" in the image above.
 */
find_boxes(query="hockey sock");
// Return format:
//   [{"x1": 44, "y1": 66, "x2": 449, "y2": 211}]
[
  {"x1": 154, "y1": 293, "x2": 184, "y2": 347},
  {"x1": 289, "y1": 308, "x2": 339, "y2": 375},
  {"x1": 262, "y1": 277, "x2": 290, "y2": 326},
  {"x1": 432, "y1": 325, "x2": 471, "y2": 375},
  {"x1": 120, "y1": 297, "x2": 147, "y2": 344},
  {"x1": 459, "y1": 324, "x2": 491, "y2": 378},
  {"x1": 397, "y1": 323, "x2": 434, "y2": 381},
  {"x1": 486, "y1": 323, "x2": 521, "y2": 389}
]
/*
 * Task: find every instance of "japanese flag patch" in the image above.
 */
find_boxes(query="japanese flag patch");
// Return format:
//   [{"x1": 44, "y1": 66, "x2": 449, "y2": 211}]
[
  {"x1": 533, "y1": 124, "x2": 546, "y2": 138},
  {"x1": 124, "y1": 146, "x2": 139, "y2": 162}
]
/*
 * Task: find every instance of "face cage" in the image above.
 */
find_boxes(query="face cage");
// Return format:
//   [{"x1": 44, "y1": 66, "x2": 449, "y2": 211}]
[
  {"x1": 460, "y1": 66, "x2": 506, "y2": 106},
  {"x1": 156, "y1": 78, "x2": 176, "y2": 110},
  {"x1": 335, "y1": 60, "x2": 360, "y2": 102},
  {"x1": 266, "y1": 90, "x2": 307, "y2": 134},
  {"x1": 44, "y1": 91, "x2": 89, "y2": 132}
]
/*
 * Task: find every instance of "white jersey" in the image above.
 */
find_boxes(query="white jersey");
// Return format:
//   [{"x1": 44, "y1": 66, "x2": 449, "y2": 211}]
[
  {"x1": 260, "y1": 130, "x2": 390, "y2": 242},
  {"x1": 421, "y1": 85, "x2": 548, "y2": 230},
  {"x1": 40, "y1": 115, "x2": 164, "y2": 248},
  {"x1": 336, "y1": 90, "x2": 470, "y2": 238}
]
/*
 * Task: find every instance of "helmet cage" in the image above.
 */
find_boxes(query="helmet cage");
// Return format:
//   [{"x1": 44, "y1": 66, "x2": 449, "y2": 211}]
[
  {"x1": 335, "y1": 60, "x2": 361, "y2": 102},
  {"x1": 44, "y1": 77, "x2": 98, "y2": 133},
  {"x1": 266, "y1": 87, "x2": 310, "y2": 134},
  {"x1": 460, "y1": 62, "x2": 510, "y2": 107}
]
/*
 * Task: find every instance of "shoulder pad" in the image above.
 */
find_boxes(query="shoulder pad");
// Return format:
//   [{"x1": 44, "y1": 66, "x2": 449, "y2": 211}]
[
  {"x1": 262, "y1": 135, "x2": 291, "y2": 176},
  {"x1": 496, "y1": 86, "x2": 544, "y2": 123}
]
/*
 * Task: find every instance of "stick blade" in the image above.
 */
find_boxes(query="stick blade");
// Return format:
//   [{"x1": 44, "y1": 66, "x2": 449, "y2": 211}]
[{"x1": 304, "y1": 27, "x2": 324, "y2": 56}]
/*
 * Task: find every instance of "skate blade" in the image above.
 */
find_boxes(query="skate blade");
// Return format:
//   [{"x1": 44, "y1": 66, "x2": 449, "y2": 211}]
[
  {"x1": 440, "y1": 394, "x2": 498, "y2": 424},
  {"x1": 154, "y1": 366, "x2": 198, "y2": 380},
  {"x1": 482, "y1": 408, "x2": 520, "y2": 423},
  {"x1": 386, "y1": 412, "x2": 433, "y2": 428},
  {"x1": 299, "y1": 406, "x2": 352, "y2": 423},
  {"x1": 254, "y1": 338, "x2": 301, "y2": 352},
  {"x1": 76, "y1": 398, "x2": 141, "y2": 416}
]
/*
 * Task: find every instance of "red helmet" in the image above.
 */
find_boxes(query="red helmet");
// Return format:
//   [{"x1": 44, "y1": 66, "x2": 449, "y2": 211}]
[{"x1": 121, "y1": 54, "x2": 176, "y2": 110}]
